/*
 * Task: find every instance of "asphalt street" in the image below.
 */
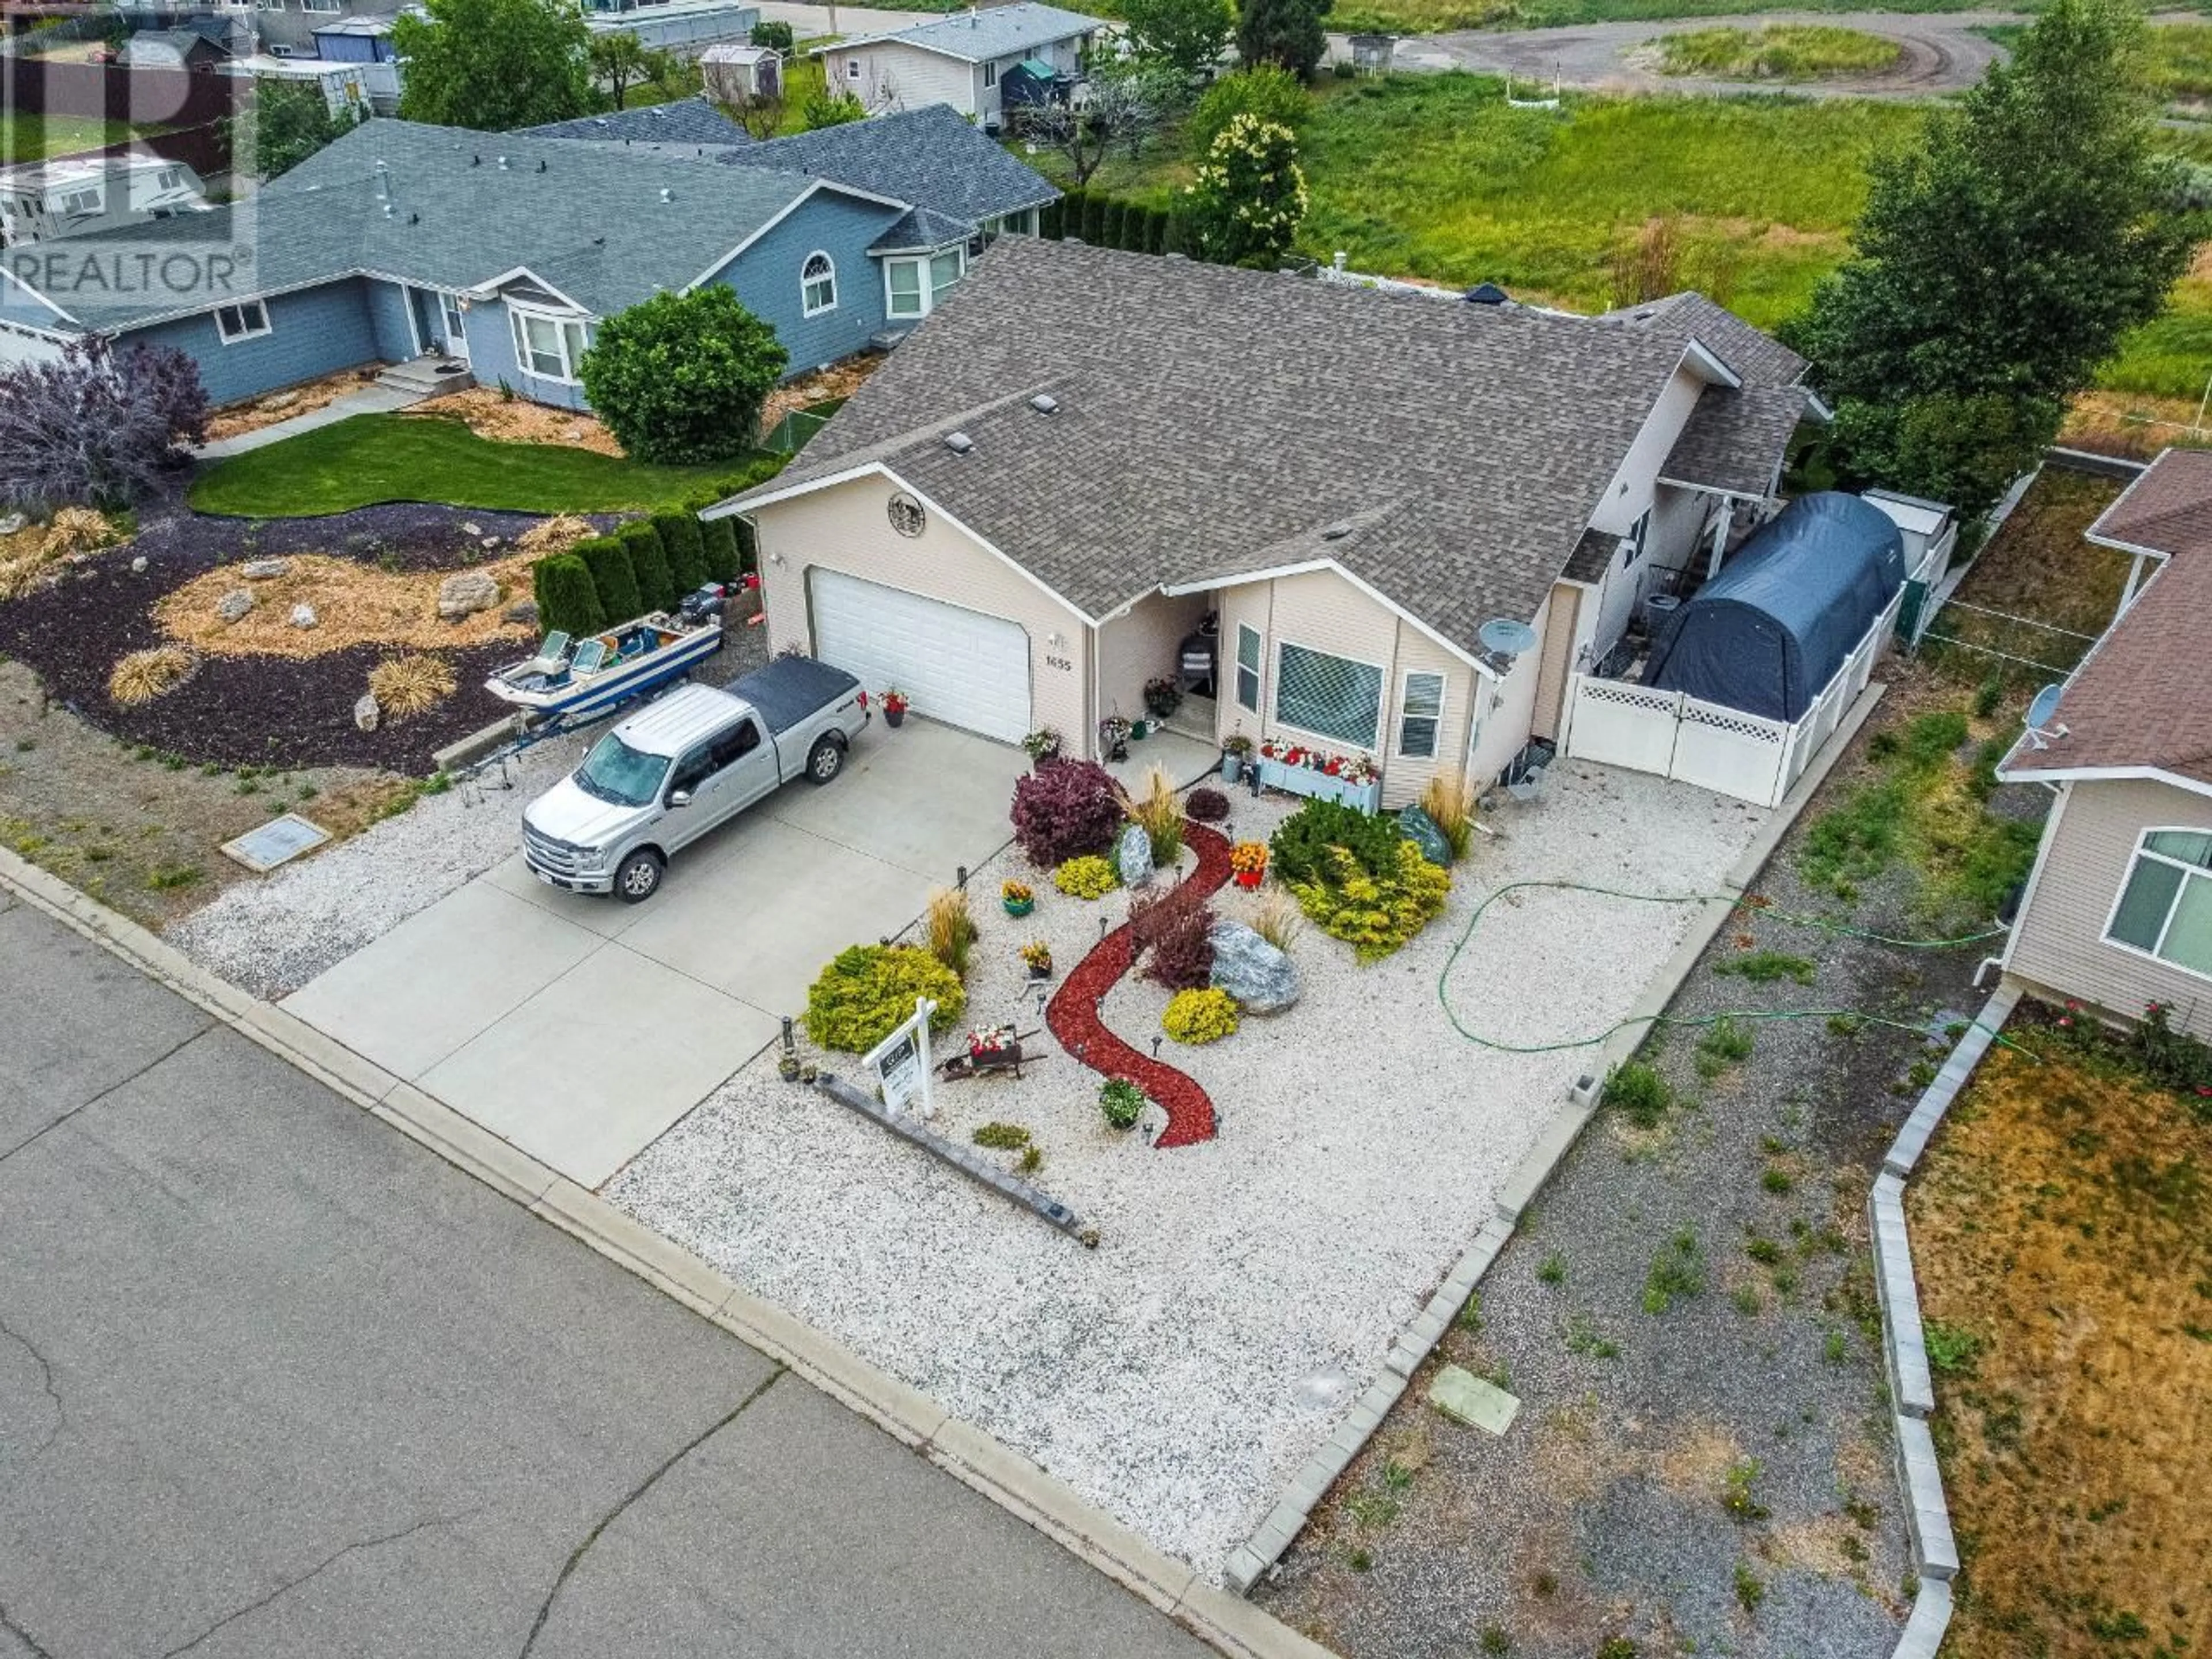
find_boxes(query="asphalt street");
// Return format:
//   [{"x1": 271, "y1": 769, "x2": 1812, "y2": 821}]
[{"x1": 0, "y1": 892, "x2": 1212, "y2": 1659}]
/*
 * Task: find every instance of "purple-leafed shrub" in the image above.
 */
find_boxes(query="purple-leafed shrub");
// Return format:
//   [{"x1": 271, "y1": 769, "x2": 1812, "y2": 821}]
[{"x1": 1011, "y1": 757, "x2": 1123, "y2": 867}]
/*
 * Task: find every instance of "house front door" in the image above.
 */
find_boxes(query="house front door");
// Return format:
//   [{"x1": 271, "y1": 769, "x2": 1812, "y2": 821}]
[{"x1": 439, "y1": 293, "x2": 470, "y2": 363}]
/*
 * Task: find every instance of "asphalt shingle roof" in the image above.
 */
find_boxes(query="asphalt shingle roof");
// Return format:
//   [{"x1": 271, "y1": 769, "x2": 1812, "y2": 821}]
[
  {"x1": 521, "y1": 99, "x2": 755, "y2": 150},
  {"x1": 869, "y1": 204, "x2": 975, "y2": 252},
  {"x1": 834, "y1": 2, "x2": 1102, "y2": 63},
  {"x1": 734, "y1": 105, "x2": 1057, "y2": 228},
  {"x1": 734, "y1": 238, "x2": 1787, "y2": 642},
  {"x1": 1661, "y1": 384, "x2": 1809, "y2": 496},
  {"x1": 1605, "y1": 290, "x2": 1808, "y2": 388},
  {"x1": 2086, "y1": 446, "x2": 2212, "y2": 557}
]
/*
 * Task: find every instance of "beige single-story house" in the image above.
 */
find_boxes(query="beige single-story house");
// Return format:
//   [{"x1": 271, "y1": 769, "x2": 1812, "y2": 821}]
[
  {"x1": 815, "y1": 2, "x2": 1102, "y2": 124},
  {"x1": 708, "y1": 238, "x2": 1817, "y2": 810},
  {"x1": 1998, "y1": 449, "x2": 2212, "y2": 1040}
]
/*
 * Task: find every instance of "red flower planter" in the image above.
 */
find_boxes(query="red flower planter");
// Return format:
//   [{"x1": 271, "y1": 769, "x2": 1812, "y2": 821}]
[{"x1": 1045, "y1": 821, "x2": 1233, "y2": 1149}]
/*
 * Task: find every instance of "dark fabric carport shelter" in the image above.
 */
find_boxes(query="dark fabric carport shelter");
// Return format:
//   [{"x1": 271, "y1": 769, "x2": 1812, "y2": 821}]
[{"x1": 1641, "y1": 492, "x2": 1905, "y2": 722}]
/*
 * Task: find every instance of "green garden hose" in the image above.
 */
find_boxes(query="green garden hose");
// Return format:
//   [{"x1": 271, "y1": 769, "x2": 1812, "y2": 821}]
[{"x1": 1434, "y1": 878, "x2": 2033, "y2": 1059}]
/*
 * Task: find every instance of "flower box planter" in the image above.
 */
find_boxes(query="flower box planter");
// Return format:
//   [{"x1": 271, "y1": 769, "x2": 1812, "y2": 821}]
[
  {"x1": 1256, "y1": 757, "x2": 1382, "y2": 814},
  {"x1": 1003, "y1": 897, "x2": 1035, "y2": 917}
]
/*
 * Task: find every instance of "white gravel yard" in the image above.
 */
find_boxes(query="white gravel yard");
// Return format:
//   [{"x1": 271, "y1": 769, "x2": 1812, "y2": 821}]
[
  {"x1": 606, "y1": 762, "x2": 1770, "y2": 1580},
  {"x1": 168, "y1": 735, "x2": 587, "y2": 999}
]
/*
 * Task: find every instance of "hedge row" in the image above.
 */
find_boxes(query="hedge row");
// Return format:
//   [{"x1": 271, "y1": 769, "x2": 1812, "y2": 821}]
[
  {"x1": 530, "y1": 511, "x2": 744, "y2": 640},
  {"x1": 1039, "y1": 189, "x2": 1190, "y2": 258}
]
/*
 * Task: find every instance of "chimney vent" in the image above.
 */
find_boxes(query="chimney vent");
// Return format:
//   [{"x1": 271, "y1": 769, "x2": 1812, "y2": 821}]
[
  {"x1": 944, "y1": 431, "x2": 974, "y2": 455},
  {"x1": 1029, "y1": 394, "x2": 1058, "y2": 415}
]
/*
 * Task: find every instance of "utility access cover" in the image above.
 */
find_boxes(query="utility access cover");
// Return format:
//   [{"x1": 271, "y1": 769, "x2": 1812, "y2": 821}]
[
  {"x1": 1429, "y1": 1363, "x2": 1521, "y2": 1437},
  {"x1": 221, "y1": 813, "x2": 332, "y2": 873}
]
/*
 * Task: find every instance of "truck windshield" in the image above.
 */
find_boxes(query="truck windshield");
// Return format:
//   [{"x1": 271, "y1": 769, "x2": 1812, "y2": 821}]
[{"x1": 574, "y1": 733, "x2": 668, "y2": 807}]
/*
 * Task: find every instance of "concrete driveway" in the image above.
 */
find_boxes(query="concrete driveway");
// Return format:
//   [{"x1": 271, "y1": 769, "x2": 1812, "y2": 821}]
[{"x1": 283, "y1": 720, "x2": 1023, "y2": 1188}]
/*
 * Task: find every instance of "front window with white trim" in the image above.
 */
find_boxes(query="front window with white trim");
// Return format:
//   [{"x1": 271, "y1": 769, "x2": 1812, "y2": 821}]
[
  {"x1": 1275, "y1": 642, "x2": 1383, "y2": 748},
  {"x1": 2106, "y1": 828, "x2": 2212, "y2": 978},
  {"x1": 883, "y1": 247, "x2": 966, "y2": 320},
  {"x1": 507, "y1": 302, "x2": 589, "y2": 382},
  {"x1": 1397, "y1": 670, "x2": 1444, "y2": 759},
  {"x1": 800, "y1": 251, "x2": 836, "y2": 317},
  {"x1": 214, "y1": 300, "x2": 271, "y2": 343},
  {"x1": 1234, "y1": 623, "x2": 1261, "y2": 712}
]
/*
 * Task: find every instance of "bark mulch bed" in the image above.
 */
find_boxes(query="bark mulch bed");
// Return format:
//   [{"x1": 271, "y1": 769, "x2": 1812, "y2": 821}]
[{"x1": 0, "y1": 503, "x2": 610, "y2": 775}]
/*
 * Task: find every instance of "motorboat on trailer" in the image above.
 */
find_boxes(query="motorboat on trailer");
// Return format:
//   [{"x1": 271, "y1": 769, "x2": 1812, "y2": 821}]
[{"x1": 485, "y1": 608, "x2": 723, "y2": 722}]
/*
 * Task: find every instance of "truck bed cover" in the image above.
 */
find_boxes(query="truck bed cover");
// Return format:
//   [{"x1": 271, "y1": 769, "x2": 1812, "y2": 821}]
[{"x1": 731, "y1": 656, "x2": 862, "y2": 737}]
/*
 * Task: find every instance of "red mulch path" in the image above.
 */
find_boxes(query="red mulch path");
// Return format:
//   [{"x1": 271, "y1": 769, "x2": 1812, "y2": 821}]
[{"x1": 1046, "y1": 821, "x2": 1233, "y2": 1149}]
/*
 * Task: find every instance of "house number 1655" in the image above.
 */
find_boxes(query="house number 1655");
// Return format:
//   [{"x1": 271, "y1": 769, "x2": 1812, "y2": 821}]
[{"x1": 1044, "y1": 654, "x2": 1074, "y2": 672}]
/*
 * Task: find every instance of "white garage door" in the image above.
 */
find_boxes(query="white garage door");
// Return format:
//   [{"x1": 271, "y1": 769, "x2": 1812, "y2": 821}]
[{"x1": 809, "y1": 569, "x2": 1032, "y2": 744}]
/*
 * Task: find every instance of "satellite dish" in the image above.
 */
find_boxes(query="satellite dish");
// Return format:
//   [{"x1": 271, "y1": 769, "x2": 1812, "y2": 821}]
[
  {"x1": 2023, "y1": 683, "x2": 2068, "y2": 749},
  {"x1": 1478, "y1": 618, "x2": 1540, "y2": 662}
]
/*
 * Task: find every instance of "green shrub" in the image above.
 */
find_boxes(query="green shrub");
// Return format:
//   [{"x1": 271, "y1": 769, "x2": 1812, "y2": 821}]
[
  {"x1": 1040, "y1": 193, "x2": 1067, "y2": 238},
  {"x1": 1164, "y1": 987, "x2": 1240, "y2": 1044},
  {"x1": 700, "y1": 514, "x2": 741, "y2": 583},
  {"x1": 1100, "y1": 1076, "x2": 1146, "y2": 1128},
  {"x1": 532, "y1": 554, "x2": 606, "y2": 638},
  {"x1": 802, "y1": 944, "x2": 965, "y2": 1052},
  {"x1": 1054, "y1": 854, "x2": 1119, "y2": 899},
  {"x1": 1602, "y1": 1060, "x2": 1671, "y2": 1128},
  {"x1": 619, "y1": 520, "x2": 676, "y2": 613},
  {"x1": 574, "y1": 535, "x2": 642, "y2": 622},
  {"x1": 578, "y1": 286, "x2": 787, "y2": 465},
  {"x1": 1901, "y1": 707, "x2": 1970, "y2": 770},
  {"x1": 1642, "y1": 1229, "x2": 1706, "y2": 1313},
  {"x1": 973, "y1": 1122, "x2": 1031, "y2": 1149},
  {"x1": 1190, "y1": 64, "x2": 1309, "y2": 157},
  {"x1": 654, "y1": 511, "x2": 709, "y2": 595},
  {"x1": 1287, "y1": 841, "x2": 1450, "y2": 962},
  {"x1": 1269, "y1": 798, "x2": 1403, "y2": 884}
]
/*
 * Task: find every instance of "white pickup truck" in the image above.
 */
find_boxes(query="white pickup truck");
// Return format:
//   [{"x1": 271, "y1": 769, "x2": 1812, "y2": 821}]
[{"x1": 521, "y1": 657, "x2": 870, "y2": 902}]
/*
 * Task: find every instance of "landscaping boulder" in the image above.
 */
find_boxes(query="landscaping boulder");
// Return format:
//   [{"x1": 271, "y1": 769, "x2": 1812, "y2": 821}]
[
  {"x1": 1137, "y1": 1101, "x2": 1171, "y2": 1147},
  {"x1": 354, "y1": 692, "x2": 381, "y2": 732},
  {"x1": 240, "y1": 556, "x2": 292, "y2": 580},
  {"x1": 130, "y1": 556, "x2": 147, "y2": 574},
  {"x1": 1398, "y1": 804, "x2": 1452, "y2": 867},
  {"x1": 1208, "y1": 920, "x2": 1298, "y2": 1014},
  {"x1": 438, "y1": 570, "x2": 502, "y2": 621},
  {"x1": 215, "y1": 588, "x2": 254, "y2": 623},
  {"x1": 289, "y1": 603, "x2": 317, "y2": 629},
  {"x1": 1116, "y1": 822, "x2": 1154, "y2": 887},
  {"x1": 461, "y1": 521, "x2": 482, "y2": 537},
  {"x1": 480, "y1": 536, "x2": 502, "y2": 551},
  {"x1": 502, "y1": 599, "x2": 540, "y2": 627},
  {"x1": 0, "y1": 513, "x2": 25, "y2": 537}
]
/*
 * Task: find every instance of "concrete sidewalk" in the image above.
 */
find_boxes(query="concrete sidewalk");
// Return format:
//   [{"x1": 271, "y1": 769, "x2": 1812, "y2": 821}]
[{"x1": 197, "y1": 382, "x2": 427, "y2": 460}]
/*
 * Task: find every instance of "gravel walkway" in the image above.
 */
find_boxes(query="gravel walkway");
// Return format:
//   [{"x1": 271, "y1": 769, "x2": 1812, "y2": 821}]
[
  {"x1": 1255, "y1": 734, "x2": 1995, "y2": 1656},
  {"x1": 607, "y1": 763, "x2": 1767, "y2": 1578}
]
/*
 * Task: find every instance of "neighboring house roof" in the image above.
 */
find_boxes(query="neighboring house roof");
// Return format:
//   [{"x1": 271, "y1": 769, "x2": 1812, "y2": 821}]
[
  {"x1": 827, "y1": 2, "x2": 1103, "y2": 63},
  {"x1": 1662, "y1": 384, "x2": 1810, "y2": 497},
  {"x1": 120, "y1": 28, "x2": 224, "y2": 62},
  {"x1": 1605, "y1": 290, "x2": 1808, "y2": 389},
  {"x1": 732, "y1": 105, "x2": 1058, "y2": 229},
  {"x1": 2006, "y1": 449, "x2": 2212, "y2": 794},
  {"x1": 521, "y1": 98, "x2": 755, "y2": 150},
  {"x1": 722, "y1": 238, "x2": 1793, "y2": 646}
]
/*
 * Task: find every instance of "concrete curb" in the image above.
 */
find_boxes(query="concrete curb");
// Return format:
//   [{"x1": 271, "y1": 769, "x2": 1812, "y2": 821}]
[
  {"x1": 0, "y1": 845, "x2": 1338, "y2": 1659},
  {"x1": 1221, "y1": 681, "x2": 1891, "y2": 1594},
  {"x1": 1867, "y1": 980, "x2": 2021, "y2": 1653}
]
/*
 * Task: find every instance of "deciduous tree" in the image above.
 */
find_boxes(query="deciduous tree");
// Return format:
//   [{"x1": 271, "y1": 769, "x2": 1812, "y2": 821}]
[
  {"x1": 393, "y1": 0, "x2": 592, "y2": 131},
  {"x1": 250, "y1": 75, "x2": 358, "y2": 180},
  {"x1": 1183, "y1": 112, "x2": 1309, "y2": 269},
  {"x1": 588, "y1": 33, "x2": 670, "y2": 110},
  {"x1": 1234, "y1": 0, "x2": 1332, "y2": 81},
  {"x1": 1787, "y1": 0, "x2": 2193, "y2": 514},
  {"x1": 1119, "y1": 0, "x2": 1233, "y2": 84},
  {"x1": 577, "y1": 287, "x2": 787, "y2": 464}
]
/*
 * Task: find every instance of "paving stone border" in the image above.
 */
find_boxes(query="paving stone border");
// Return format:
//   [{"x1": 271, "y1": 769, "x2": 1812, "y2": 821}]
[
  {"x1": 1865, "y1": 979, "x2": 2020, "y2": 1657},
  {"x1": 0, "y1": 845, "x2": 1334, "y2": 1659},
  {"x1": 1222, "y1": 683, "x2": 1889, "y2": 1596}
]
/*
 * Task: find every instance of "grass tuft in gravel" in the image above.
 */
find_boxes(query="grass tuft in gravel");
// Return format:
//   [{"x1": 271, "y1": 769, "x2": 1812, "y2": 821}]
[
  {"x1": 1643, "y1": 1229, "x2": 1707, "y2": 1314},
  {"x1": 108, "y1": 646, "x2": 198, "y2": 707},
  {"x1": 366, "y1": 654, "x2": 457, "y2": 719}
]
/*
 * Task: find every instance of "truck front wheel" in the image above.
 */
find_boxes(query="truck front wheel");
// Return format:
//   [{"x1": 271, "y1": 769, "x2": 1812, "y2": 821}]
[
  {"x1": 805, "y1": 735, "x2": 846, "y2": 785},
  {"x1": 614, "y1": 849, "x2": 665, "y2": 903}
]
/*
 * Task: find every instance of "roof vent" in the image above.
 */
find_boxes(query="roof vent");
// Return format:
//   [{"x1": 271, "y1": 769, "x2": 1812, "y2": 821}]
[
  {"x1": 1029, "y1": 393, "x2": 1058, "y2": 415},
  {"x1": 660, "y1": 187, "x2": 675, "y2": 203},
  {"x1": 1464, "y1": 282, "x2": 1509, "y2": 306},
  {"x1": 496, "y1": 155, "x2": 509, "y2": 169},
  {"x1": 944, "y1": 431, "x2": 974, "y2": 455},
  {"x1": 537, "y1": 158, "x2": 547, "y2": 172},
  {"x1": 1320, "y1": 522, "x2": 1353, "y2": 541},
  {"x1": 471, "y1": 153, "x2": 480, "y2": 165}
]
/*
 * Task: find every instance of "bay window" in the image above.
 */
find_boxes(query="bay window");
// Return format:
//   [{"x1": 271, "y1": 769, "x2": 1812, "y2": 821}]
[
  {"x1": 1275, "y1": 642, "x2": 1382, "y2": 748},
  {"x1": 507, "y1": 304, "x2": 589, "y2": 382},
  {"x1": 883, "y1": 247, "x2": 967, "y2": 320},
  {"x1": 2107, "y1": 828, "x2": 2212, "y2": 978}
]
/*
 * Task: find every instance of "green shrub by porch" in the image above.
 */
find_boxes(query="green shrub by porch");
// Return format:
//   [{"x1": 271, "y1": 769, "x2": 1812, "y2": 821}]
[
  {"x1": 654, "y1": 511, "x2": 708, "y2": 594},
  {"x1": 700, "y1": 514, "x2": 741, "y2": 583},
  {"x1": 577, "y1": 286, "x2": 789, "y2": 466},
  {"x1": 619, "y1": 520, "x2": 676, "y2": 613},
  {"x1": 573, "y1": 534, "x2": 642, "y2": 622},
  {"x1": 533, "y1": 555, "x2": 606, "y2": 639}
]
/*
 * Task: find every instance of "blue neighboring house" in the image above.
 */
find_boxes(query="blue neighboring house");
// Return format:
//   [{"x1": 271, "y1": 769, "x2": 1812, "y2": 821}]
[{"x1": 0, "y1": 104, "x2": 1057, "y2": 412}]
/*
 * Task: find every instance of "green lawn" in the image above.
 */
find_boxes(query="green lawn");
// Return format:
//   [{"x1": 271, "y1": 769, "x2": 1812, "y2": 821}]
[
  {"x1": 1655, "y1": 23, "x2": 1904, "y2": 80},
  {"x1": 189, "y1": 415, "x2": 739, "y2": 518},
  {"x1": 0, "y1": 113, "x2": 133, "y2": 165}
]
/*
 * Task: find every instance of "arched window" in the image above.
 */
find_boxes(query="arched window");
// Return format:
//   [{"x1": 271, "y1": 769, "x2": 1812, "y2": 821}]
[{"x1": 801, "y1": 251, "x2": 836, "y2": 317}]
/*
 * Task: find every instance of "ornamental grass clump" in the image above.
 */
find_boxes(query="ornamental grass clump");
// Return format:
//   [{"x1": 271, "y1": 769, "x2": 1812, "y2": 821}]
[
  {"x1": 368, "y1": 653, "x2": 458, "y2": 719},
  {"x1": 803, "y1": 944, "x2": 964, "y2": 1052},
  {"x1": 1420, "y1": 768, "x2": 1478, "y2": 859},
  {"x1": 1012, "y1": 757, "x2": 1122, "y2": 866},
  {"x1": 107, "y1": 645, "x2": 196, "y2": 706},
  {"x1": 1250, "y1": 886, "x2": 1305, "y2": 953},
  {"x1": 1163, "y1": 987, "x2": 1240, "y2": 1044},
  {"x1": 1055, "y1": 855, "x2": 1119, "y2": 900},
  {"x1": 924, "y1": 885, "x2": 978, "y2": 978},
  {"x1": 1119, "y1": 764, "x2": 1185, "y2": 866}
]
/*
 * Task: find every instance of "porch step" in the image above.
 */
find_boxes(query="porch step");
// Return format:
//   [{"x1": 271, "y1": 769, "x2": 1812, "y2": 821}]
[{"x1": 377, "y1": 357, "x2": 474, "y2": 398}]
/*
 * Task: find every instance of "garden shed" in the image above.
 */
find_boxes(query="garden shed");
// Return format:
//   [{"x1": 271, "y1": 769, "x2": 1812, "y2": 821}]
[{"x1": 1641, "y1": 491, "x2": 1905, "y2": 723}]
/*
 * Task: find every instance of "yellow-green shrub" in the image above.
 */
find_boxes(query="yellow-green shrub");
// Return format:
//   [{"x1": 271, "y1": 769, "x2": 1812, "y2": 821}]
[
  {"x1": 1054, "y1": 855, "x2": 1119, "y2": 899},
  {"x1": 1163, "y1": 987, "x2": 1240, "y2": 1044},
  {"x1": 803, "y1": 944, "x2": 965, "y2": 1052},
  {"x1": 1289, "y1": 842, "x2": 1450, "y2": 963}
]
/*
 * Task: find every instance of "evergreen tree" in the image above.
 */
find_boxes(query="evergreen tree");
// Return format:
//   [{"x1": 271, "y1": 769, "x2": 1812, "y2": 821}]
[{"x1": 1234, "y1": 0, "x2": 1331, "y2": 81}]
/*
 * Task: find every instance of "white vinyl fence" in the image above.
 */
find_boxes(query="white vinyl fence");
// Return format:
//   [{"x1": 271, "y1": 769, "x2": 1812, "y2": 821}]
[{"x1": 1562, "y1": 584, "x2": 1903, "y2": 808}]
